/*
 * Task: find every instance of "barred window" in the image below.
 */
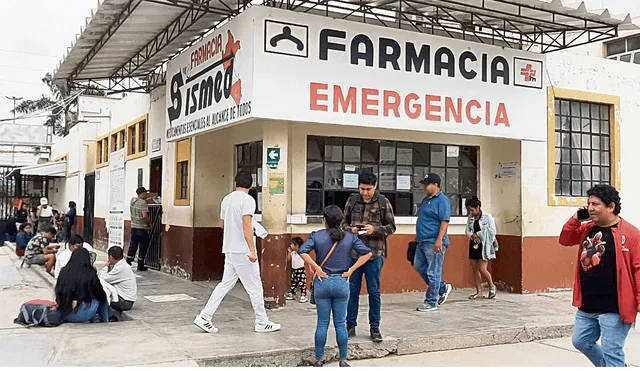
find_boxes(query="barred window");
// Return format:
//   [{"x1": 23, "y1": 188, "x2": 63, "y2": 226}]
[
  {"x1": 235, "y1": 141, "x2": 263, "y2": 214},
  {"x1": 554, "y1": 99, "x2": 611, "y2": 197},
  {"x1": 306, "y1": 136, "x2": 478, "y2": 216}
]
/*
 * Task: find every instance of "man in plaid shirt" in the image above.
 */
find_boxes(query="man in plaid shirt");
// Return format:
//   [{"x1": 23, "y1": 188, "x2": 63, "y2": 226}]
[{"x1": 342, "y1": 172, "x2": 396, "y2": 343}]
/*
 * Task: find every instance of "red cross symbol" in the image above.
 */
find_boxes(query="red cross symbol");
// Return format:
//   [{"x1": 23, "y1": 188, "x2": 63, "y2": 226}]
[{"x1": 520, "y1": 64, "x2": 537, "y2": 82}]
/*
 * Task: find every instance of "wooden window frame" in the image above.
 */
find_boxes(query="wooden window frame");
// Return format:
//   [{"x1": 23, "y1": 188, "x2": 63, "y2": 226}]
[
  {"x1": 110, "y1": 126, "x2": 126, "y2": 153},
  {"x1": 174, "y1": 138, "x2": 191, "y2": 206},
  {"x1": 547, "y1": 87, "x2": 621, "y2": 207},
  {"x1": 96, "y1": 136, "x2": 109, "y2": 169},
  {"x1": 126, "y1": 114, "x2": 148, "y2": 161}
]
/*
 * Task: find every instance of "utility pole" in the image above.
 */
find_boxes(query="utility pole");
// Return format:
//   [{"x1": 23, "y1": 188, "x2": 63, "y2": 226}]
[{"x1": 5, "y1": 96, "x2": 23, "y2": 125}]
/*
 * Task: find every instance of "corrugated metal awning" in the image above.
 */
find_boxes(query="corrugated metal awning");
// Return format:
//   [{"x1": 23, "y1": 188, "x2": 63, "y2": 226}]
[
  {"x1": 52, "y1": 0, "x2": 637, "y2": 93},
  {"x1": 8, "y1": 161, "x2": 67, "y2": 178}
]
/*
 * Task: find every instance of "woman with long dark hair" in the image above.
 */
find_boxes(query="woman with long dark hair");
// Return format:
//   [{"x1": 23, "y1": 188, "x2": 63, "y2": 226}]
[
  {"x1": 299, "y1": 205, "x2": 372, "y2": 367},
  {"x1": 465, "y1": 196, "x2": 499, "y2": 299},
  {"x1": 55, "y1": 248, "x2": 109, "y2": 323}
]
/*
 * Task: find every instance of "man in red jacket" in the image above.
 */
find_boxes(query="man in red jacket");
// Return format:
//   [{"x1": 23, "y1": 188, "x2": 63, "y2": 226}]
[{"x1": 559, "y1": 184, "x2": 640, "y2": 367}]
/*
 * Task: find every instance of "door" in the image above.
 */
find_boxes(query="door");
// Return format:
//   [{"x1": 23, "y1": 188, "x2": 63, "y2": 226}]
[
  {"x1": 83, "y1": 173, "x2": 95, "y2": 245},
  {"x1": 149, "y1": 157, "x2": 162, "y2": 196}
]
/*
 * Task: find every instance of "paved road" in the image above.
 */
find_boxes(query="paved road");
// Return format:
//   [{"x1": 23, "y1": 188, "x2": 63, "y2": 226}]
[{"x1": 345, "y1": 332, "x2": 640, "y2": 367}]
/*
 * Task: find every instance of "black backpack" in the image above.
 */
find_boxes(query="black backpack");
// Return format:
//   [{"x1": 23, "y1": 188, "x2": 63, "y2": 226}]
[{"x1": 14, "y1": 300, "x2": 63, "y2": 328}]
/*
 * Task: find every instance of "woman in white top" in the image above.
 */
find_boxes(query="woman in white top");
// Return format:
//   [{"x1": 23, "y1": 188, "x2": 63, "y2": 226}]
[{"x1": 37, "y1": 197, "x2": 54, "y2": 230}]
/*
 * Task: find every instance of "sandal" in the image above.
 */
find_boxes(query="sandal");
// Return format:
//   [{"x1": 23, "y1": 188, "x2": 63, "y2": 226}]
[
  {"x1": 468, "y1": 293, "x2": 480, "y2": 300},
  {"x1": 488, "y1": 289, "x2": 497, "y2": 299}
]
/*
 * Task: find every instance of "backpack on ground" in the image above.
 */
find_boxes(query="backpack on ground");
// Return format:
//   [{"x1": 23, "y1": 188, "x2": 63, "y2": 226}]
[{"x1": 14, "y1": 299, "x2": 62, "y2": 328}]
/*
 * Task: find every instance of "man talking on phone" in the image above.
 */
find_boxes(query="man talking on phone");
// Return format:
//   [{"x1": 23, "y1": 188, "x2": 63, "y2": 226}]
[
  {"x1": 559, "y1": 184, "x2": 640, "y2": 367},
  {"x1": 342, "y1": 172, "x2": 396, "y2": 343}
]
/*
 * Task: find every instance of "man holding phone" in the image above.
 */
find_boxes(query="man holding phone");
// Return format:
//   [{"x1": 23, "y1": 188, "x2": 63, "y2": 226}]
[
  {"x1": 342, "y1": 172, "x2": 396, "y2": 343},
  {"x1": 559, "y1": 184, "x2": 640, "y2": 367}
]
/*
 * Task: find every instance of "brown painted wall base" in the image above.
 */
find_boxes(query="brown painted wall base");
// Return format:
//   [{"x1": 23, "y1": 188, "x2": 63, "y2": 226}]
[{"x1": 95, "y1": 219, "x2": 576, "y2": 300}]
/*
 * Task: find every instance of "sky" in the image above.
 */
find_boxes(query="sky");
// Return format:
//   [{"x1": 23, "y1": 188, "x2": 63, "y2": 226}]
[
  {"x1": 0, "y1": 0, "x2": 95, "y2": 121},
  {"x1": 0, "y1": 0, "x2": 639, "y2": 124}
]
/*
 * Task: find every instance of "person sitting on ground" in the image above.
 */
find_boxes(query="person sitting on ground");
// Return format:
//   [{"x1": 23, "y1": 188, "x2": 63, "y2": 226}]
[
  {"x1": 24, "y1": 225, "x2": 58, "y2": 274},
  {"x1": 298, "y1": 205, "x2": 373, "y2": 367},
  {"x1": 16, "y1": 223, "x2": 33, "y2": 257},
  {"x1": 55, "y1": 248, "x2": 109, "y2": 323},
  {"x1": 54, "y1": 235, "x2": 93, "y2": 279},
  {"x1": 99, "y1": 246, "x2": 137, "y2": 313}
]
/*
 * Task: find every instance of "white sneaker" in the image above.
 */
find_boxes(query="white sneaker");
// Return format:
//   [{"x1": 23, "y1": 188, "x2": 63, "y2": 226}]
[
  {"x1": 417, "y1": 304, "x2": 438, "y2": 312},
  {"x1": 255, "y1": 320, "x2": 281, "y2": 333},
  {"x1": 193, "y1": 315, "x2": 218, "y2": 333},
  {"x1": 438, "y1": 284, "x2": 453, "y2": 306}
]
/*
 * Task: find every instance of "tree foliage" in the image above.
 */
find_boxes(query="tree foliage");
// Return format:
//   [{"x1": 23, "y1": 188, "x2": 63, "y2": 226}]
[{"x1": 12, "y1": 73, "x2": 105, "y2": 136}]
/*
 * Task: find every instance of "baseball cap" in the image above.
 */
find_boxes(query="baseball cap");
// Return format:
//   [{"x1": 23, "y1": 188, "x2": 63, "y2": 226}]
[
  {"x1": 136, "y1": 187, "x2": 149, "y2": 195},
  {"x1": 40, "y1": 197, "x2": 48, "y2": 205},
  {"x1": 419, "y1": 173, "x2": 442, "y2": 186}
]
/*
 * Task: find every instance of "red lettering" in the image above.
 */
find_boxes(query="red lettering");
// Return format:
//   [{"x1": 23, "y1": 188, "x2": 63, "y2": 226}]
[
  {"x1": 425, "y1": 95, "x2": 441, "y2": 121},
  {"x1": 466, "y1": 100, "x2": 482, "y2": 125},
  {"x1": 333, "y1": 86, "x2": 356, "y2": 114},
  {"x1": 445, "y1": 97, "x2": 462, "y2": 123},
  {"x1": 310, "y1": 82, "x2": 329, "y2": 112},
  {"x1": 404, "y1": 93, "x2": 421, "y2": 119},
  {"x1": 485, "y1": 101, "x2": 491, "y2": 126},
  {"x1": 362, "y1": 88, "x2": 379, "y2": 116},
  {"x1": 383, "y1": 90, "x2": 401, "y2": 117},
  {"x1": 495, "y1": 103, "x2": 510, "y2": 127}
]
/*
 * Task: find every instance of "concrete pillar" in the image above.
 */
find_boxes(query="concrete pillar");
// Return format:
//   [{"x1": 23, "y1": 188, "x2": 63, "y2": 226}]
[{"x1": 260, "y1": 121, "x2": 290, "y2": 308}]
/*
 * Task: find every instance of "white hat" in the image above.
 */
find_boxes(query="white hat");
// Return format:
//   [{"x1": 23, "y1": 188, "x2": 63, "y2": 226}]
[{"x1": 40, "y1": 197, "x2": 48, "y2": 205}]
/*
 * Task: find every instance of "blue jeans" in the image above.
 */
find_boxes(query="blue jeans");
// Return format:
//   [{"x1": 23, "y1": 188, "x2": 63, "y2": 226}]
[
  {"x1": 65, "y1": 299, "x2": 109, "y2": 323},
  {"x1": 572, "y1": 310, "x2": 632, "y2": 367},
  {"x1": 314, "y1": 276, "x2": 350, "y2": 361},
  {"x1": 346, "y1": 256, "x2": 384, "y2": 330},
  {"x1": 414, "y1": 242, "x2": 448, "y2": 306}
]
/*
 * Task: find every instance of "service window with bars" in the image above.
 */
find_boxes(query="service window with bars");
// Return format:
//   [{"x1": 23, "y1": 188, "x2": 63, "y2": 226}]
[
  {"x1": 306, "y1": 136, "x2": 479, "y2": 217},
  {"x1": 235, "y1": 141, "x2": 263, "y2": 214},
  {"x1": 554, "y1": 99, "x2": 611, "y2": 197}
]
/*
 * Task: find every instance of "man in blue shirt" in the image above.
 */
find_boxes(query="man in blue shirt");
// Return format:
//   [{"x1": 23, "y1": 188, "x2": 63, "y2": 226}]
[{"x1": 415, "y1": 173, "x2": 453, "y2": 312}]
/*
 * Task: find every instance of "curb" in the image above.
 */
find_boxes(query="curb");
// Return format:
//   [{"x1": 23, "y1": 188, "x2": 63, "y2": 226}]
[{"x1": 195, "y1": 324, "x2": 575, "y2": 366}]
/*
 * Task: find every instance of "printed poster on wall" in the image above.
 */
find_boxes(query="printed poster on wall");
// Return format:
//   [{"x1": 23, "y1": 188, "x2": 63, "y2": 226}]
[
  {"x1": 108, "y1": 149, "x2": 125, "y2": 248},
  {"x1": 165, "y1": 11, "x2": 254, "y2": 142}
]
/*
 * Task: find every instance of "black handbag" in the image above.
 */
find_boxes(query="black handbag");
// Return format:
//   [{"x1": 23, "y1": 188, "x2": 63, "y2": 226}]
[{"x1": 407, "y1": 241, "x2": 418, "y2": 265}]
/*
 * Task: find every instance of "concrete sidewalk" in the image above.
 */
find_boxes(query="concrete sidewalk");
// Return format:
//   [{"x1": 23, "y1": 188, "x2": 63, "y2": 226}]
[{"x1": 2, "y1": 243, "x2": 578, "y2": 367}]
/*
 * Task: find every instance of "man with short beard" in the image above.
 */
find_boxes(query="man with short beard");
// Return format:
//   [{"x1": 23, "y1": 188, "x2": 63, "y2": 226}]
[{"x1": 560, "y1": 184, "x2": 640, "y2": 367}]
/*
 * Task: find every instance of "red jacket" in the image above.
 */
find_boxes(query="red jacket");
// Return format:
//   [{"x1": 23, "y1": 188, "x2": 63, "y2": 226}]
[{"x1": 559, "y1": 216, "x2": 640, "y2": 324}]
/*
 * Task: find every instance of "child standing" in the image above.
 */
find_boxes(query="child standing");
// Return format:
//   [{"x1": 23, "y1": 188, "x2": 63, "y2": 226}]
[{"x1": 286, "y1": 237, "x2": 308, "y2": 303}]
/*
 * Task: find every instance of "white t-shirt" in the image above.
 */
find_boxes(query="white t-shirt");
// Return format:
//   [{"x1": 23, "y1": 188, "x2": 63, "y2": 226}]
[
  {"x1": 291, "y1": 251, "x2": 305, "y2": 269},
  {"x1": 38, "y1": 206, "x2": 53, "y2": 218},
  {"x1": 220, "y1": 190, "x2": 256, "y2": 254}
]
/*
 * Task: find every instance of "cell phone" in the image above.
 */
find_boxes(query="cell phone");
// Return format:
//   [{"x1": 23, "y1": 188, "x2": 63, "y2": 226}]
[{"x1": 577, "y1": 208, "x2": 590, "y2": 221}]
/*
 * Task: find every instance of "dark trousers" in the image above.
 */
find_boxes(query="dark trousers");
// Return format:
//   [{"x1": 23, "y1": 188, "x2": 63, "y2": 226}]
[
  {"x1": 65, "y1": 224, "x2": 73, "y2": 241},
  {"x1": 110, "y1": 297, "x2": 134, "y2": 312},
  {"x1": 346, "y1": 256, "x2": 384, "y2": 330},
  {"x1": 127, "y1": 228, "x2": 149, "y2": 266}
]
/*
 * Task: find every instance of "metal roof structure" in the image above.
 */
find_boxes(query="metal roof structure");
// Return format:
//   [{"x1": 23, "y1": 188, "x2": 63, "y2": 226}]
[
  {"x1": 52, "y1": 0, "x2": 637, "y2": 94},
  {"x1": 7, "y1": 161, "x2": 68, "y2": 178}
]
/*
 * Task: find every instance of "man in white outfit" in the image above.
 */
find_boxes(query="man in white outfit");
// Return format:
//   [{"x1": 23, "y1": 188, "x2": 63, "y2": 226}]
[{"x1": 194, "y1": 172, "x2": 281, "y2": 334}]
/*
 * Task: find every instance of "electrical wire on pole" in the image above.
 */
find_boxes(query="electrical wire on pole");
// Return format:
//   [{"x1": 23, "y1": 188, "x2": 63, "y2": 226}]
[{"x1": 4, "y1": 96, "x2": 23, "y2": 125}]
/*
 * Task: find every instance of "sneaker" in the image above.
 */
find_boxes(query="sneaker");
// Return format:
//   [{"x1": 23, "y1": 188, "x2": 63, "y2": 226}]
[
  {"x1": 285, "y1": 293, "x2": 294, "y2": 300},
  {"x1": 339, "y1": 361, "x2": 351, "y2": 367},
  {"x1": 299, "y1": 295, "x2": 308, "y2": 303},
  {"x1": 137, "y1": 265, "x2": 148, "y2": 272},
  {"x1": 255, "y1": 320, "x2": 281, "y2": 333},
  {"x1": 437, "y1": 284, "x2": 453, "y2": 306},
  {"x1": 314, "y1": 360, "x2": 324, "y2": 367},
  {"x1": 417, "y1": 304, "x2": 438, "y2": 312},
  {"x1": 370, "y1": 329, "x2": 383, "y2": 343},
  {"x1": 193, "y1": 315, "x2": 218, "y2": 333},
  {"x1": 347, "y1": 326, "x2": 356, "y2": 338}
]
